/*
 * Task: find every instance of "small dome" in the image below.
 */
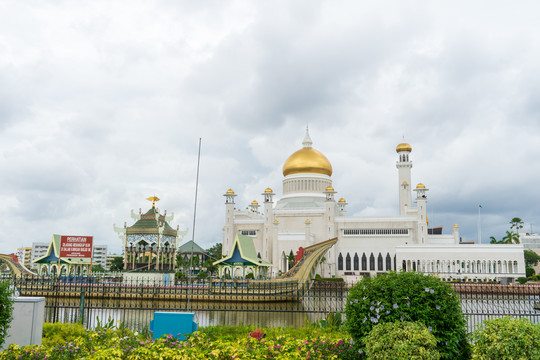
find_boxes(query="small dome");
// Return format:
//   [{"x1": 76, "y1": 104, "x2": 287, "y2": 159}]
[
  {"x1": 273, "y1": 220, "x2": 279, "y2": 224},
  {"x1": 325, "y1": 186, "x2": 335, "y2": 191},
  {"x1": 338, "y1": 198, "x2": 346, "y2": 203},
  {"x1": 402, "y1": 181, "x2": 408, "y2": 185},
  {"x1": 251, "y1": 200, "x2": 259, "y2": 205},
  {"x1": 396, "y1": 143, "x2": 412, "y2": 153},
  {"x1": 416, "y1": 183, "x2": 426, "y2": 189},
  {"x1": 226, "y1": 189, "x2": 235, "y2": 194},
  {"x1": 305, "y1": 219, "x2": 311, "y2": 223},
  {"x1": 264, "y1": 187, "x2": 273, "y2": 193}
]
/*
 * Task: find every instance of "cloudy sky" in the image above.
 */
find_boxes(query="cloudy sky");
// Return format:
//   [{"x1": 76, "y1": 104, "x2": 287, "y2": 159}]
[{"x1": 1, "y1": 1, "x2": 539, "y2": 255}]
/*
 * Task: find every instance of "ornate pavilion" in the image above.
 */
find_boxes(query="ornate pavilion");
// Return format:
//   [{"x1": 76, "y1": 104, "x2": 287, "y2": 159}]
[{"x1": 114, "y1": 197, "x2": 187, "y2": 271}]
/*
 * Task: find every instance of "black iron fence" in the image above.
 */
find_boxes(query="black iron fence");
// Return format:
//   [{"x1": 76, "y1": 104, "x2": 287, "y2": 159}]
[{"x1": 9, "y1": 276, "x2": 540, "y2": 333}]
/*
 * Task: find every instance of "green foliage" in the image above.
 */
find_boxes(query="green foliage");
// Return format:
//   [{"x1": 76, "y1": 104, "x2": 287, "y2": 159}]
[
  {"x1": 91, "y1": 264, "x2": 106, "y2": 273},
  {"x1": 365, "y1": 321, "x2": 440, "y2": 360},
  {"x1": 196, "y1": 271, "x2": 209, "y2": 279},
  {"x1": 526, "y1": 266, "x2": 535, "y2": 278},
  {"x1": 0, "y1": 280, "x2": 14, "y2": 348},
  {"x1": 345, "y1": 271, "x2": 470, "y2": 360},
  {"x1": 524, "y1": 250, "x2": 540, "y2": 267},
  {"x1": 42, "y1": 323, "x2": 87, "y2": 347},
  {"x1": 245, "y1": 272, "x2": 254, "y2": 279},
  {"x1": 206, "y1": 243, "x2": 222, "y2": 261},
  {"x1": 109, "y1": 256, "x2": 124, "y2": 271},
  {"x1": 175, "y1": 270, "x2": 186, "y2": 281},
  {"x1": 316, "y1": 312, "x2": 343, "y2": 330},
  {"x1": 4, "y1": 324, "x2": 353, "y2": 359},
  {"x1": 517, "y1": 277, "x2": 528, "y2": 284},
  {"x1": 472, "y1": 317, "x2": 540, "y2": 359}
]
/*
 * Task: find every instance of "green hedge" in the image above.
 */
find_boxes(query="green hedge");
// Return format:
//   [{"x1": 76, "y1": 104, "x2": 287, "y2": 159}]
[
  {"x1": 472, "y1": 317, "x2": 540, "y2": 359},
  {"x1": 345, "y1": 271, "x2": 470, "y2": 359}
]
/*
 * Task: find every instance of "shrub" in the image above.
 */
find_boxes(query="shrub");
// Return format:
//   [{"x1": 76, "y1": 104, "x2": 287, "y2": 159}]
[
  {"x1": 42, "y1": 323, "x2": 87, "y2": 347},
  {"x1": 517, "y1": 276, "x2": 528, "y2": 284},
  {"x1": 0, "y1": 280, "x2": 14, "y2": 348},
  {"x1": 365, "y1": 321, "x2": 440, "y2": 360},
  {"x1": 345, "y1": 271, "x2": 470, "y2": 359},
  {"x1": 526, "y1": 266, "x2": 535, "y2": 278},
  {"x1": 472, "y1": 317, "x2": 540, "y2": 359}
]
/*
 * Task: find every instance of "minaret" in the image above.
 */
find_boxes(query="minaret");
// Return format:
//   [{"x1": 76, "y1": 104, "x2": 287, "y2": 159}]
[
  {"x1": 262, "y1": 187, "x2": 275, "y2": 263},
  {"x1": 413, "y1": 183, "x2": 429, "y2": 244},
  {"x1": 396, "y1": 142, "x2": 413, "y2": 216},
  {"x1": 324, "y1": 186, "x2": 337, "y2": 240},
  {"x1": 223, "y1": 189, "x2": 237, "y2": 256}
]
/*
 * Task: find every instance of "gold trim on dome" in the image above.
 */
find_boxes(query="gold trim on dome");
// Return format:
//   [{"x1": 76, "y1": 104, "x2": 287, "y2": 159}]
[
  {"x1": 325, "y1": 186, "x2": 335, "y2": 191},
  {"x1": 226, "y1": 189, "x2": 235, "y2": 194},
  {"x1": 251, "y1": 200, "x2": 259, "y2": 205},
  {"x1": 264, "y1": 188, "x2": 273, "y2": 193},
  {"x1": 282, "y1": 147, "x2": 332, "y2": 176},
  {"x1": 396, "y1": 143, "x2": 412, "y2": 153},
  {"x1": 338, "y1": 198, "x2": 346, "y2": 203},
  {"x1": 416, "y1": 183, "x2": 425, "y2": 189}
]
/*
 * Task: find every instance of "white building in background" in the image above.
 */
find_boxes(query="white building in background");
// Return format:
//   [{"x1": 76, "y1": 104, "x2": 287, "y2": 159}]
[
  {"x1": 520, "y1": 232, "x2": 540, "y2": 250},
  {"x1": 221, "y1": 127, "x2": 525, "y2": 282},
  {"x1": 92, "y1": 245, "x2": 108, "y2": 269},
  {"x1": 31, "y1": 242, "x2": 49, "y2": 270},
  {"x1": 16, "y1": 247, "x2": 32, "y2": 270}
]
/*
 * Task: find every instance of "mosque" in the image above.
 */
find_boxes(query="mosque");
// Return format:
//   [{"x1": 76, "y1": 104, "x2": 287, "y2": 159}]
[{"x1": 221, "y1": 128, "x2": 525, "y2": 282}]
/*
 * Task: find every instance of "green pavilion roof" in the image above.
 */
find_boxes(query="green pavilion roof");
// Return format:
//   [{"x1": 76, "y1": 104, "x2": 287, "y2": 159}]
[
  {"x1": 214, "y1": 234, "x2": 272, "y2": 267},
  {"x1": 178, "y1": 240, "x2": 207, "y2": 254}
]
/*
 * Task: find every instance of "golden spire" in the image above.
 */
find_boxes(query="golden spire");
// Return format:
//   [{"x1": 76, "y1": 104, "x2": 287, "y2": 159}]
[{"x1": 146, "y1": 196, "x2": 160, "y2": 208}]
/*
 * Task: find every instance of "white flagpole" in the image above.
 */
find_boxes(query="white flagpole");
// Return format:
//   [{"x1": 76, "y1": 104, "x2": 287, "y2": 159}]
[{"x1": 477, "y1": 205, "x2": 482, "y2": 244}]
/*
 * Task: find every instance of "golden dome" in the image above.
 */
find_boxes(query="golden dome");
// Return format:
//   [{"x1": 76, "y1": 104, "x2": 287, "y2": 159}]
[
  {"x1": 264, "y1": 187, "x2": 273, "y2": 193},
  {"x1": 325, "y1": 186, "x2": 335, "y2": 191},
  {"x1": 338, "y1": 198, "x2": 346, "y2": 203},
  {"x1": 305, "y1": 219, "x2": 311, "y2": 223},
  {"x1": 283, "y1": 147, "x2": 332, "y2": 176},
  {"x1": 416, "y1": 183, "x2": 425, "y2": 189},
  {"x1": 273, "y1": 220, "x2": 279, "y2": 224},
  {"x1": 396, "y1": 143, "x2": 412, "y2": 153},
  {"x1": 251, "y1": 200, "x2": 259, "y2": 205},
  {"x1": 226, "y1": 189, "x2": 235, "y2": 194}
]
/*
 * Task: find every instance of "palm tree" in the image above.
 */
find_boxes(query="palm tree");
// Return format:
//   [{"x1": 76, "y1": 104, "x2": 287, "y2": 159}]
[
  {"x1": 510, "y1": 218, "x2": 524, "y2": 240},
  {"x1": 502, "y1": 231, "x2": 520, "y2": 244}
]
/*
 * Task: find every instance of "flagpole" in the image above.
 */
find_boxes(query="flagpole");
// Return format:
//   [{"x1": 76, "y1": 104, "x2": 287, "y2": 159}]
[{"x1": 477, "y1": 205, "x2": 482, "y2": 244}]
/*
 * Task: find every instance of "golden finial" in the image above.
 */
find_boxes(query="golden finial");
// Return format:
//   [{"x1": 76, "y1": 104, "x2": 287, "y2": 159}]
[{"x1": 146, "y1": 196, "x2": 160, "y2": 208}]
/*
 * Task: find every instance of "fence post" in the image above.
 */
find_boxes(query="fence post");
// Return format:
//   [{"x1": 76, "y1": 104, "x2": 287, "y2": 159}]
[{"x1": 79, "y1": 287, "x2": 85, "y2": 325}]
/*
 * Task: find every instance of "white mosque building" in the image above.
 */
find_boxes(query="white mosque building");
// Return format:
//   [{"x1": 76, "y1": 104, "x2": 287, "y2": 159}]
[{"x1": 222, "y1": 128, "x2": 525, "y2": 282}]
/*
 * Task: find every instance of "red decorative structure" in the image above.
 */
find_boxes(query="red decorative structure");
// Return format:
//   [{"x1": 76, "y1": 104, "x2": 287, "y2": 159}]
[
  {"x1": 10, "y1": 253, "x2": 18, "y2": 263},
  {"x1": 294, "y1": 247, "x2": 305, "y2": 265}
]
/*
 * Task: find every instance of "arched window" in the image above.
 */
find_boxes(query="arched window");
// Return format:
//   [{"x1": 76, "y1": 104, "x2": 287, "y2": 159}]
[
  {"x1": 369, "y1": 253, "x2": 375, "y2": 271},
  {"x1": 346, "y1": 253, "x2": 351, "y2": 271},
  {"x1": 402, "y1": 260, "x2": 407, "y2": 271},
  {"x1": 377, "y1": 253, "x2": 383, "y2": 271},
  {"x1": 386, "y1": 253, "x2": 392, "y2": 270},
  {"x1": 354, "y1": 253, "x2": 359, "y2": 271},
  {"x1": 362, "y1": 253, "x2": 367, "y2": 271},
  {"x1": 412, "y1": 261, "x2": 417, "y2": 271},
  {"x1": 338, "y1": 253, "x2": 343, "y2": 271}
]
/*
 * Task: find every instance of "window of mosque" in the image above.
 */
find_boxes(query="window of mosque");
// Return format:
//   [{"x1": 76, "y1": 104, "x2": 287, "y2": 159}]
[
  {"x1": 343, "y1": 229, "x2": 408, "y2": 236},
  {"x1": 338, "y1": 253, "x2": 343, "y2": 270},
  {"x1": 362, "y1": 253, "x2": 367, "y2": 271},
  {"x1": 354, "y1": 253, "x2": 359, "y2": 271},
  {"x1": 369, "y1": 253, "x2": 375, "y2": 271},
  {"x1": 377, "y1": 253, "x2": 383, "y2": 271},
  {"x1": 346, "y1": 253, "x2": 351, "y2": 271},
  {"x1": 386, "y1": 253, "x2": 392, "y2": 270},
  {"x1": 240, "y1": 230, "x2": 257, "y2": 236}
]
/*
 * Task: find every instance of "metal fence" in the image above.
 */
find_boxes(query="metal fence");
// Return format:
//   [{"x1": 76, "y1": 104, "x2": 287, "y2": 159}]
[{"x1": 10, "y1": 276, "x2": 540, "y2": 333}]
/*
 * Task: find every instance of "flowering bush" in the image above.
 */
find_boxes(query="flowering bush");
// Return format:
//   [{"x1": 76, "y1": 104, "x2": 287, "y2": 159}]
[
  {"x1": 365, "y1": 321, "x2": 440, "y2": 360},
  {"x1": 0, "y1": 324, "x2": 354, "y2": 359},
  {"x1": 345, "y1": 271, "x2": 470, "y2": 359},
  {"x1": 472, "y1": 317, "x2": 540, "y2": 359}
]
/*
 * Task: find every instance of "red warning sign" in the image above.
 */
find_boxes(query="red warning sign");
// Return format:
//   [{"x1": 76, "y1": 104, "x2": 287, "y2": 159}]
[{"x1": 59, "y1": 236, "x2": 93, "y2": 258}]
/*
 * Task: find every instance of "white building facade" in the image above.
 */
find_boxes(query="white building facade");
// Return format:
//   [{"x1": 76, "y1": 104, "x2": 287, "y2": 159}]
[{"x1": 222, "y1": 128, "x2": 525, "y2": 282}]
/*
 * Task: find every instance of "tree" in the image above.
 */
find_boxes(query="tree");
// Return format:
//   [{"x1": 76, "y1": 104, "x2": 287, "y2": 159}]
[
  {"x1": 510, "y1": 217, "x2": 524, "y2": 234},
  {"x1": 92, "y1": 264, "x2": 106, "y2": 273},
  {"x1": 502, "y1": 230, "x2": 520, "y2": 244},
  {"x1": 206, "y1": 243, "x2": 223, "y2": 261},
  {"x1": 110, "y1": 256, "x2": 124, "y2": 271},
  {"x1": 524, "y1": 250, "x2": 540, "y2": 267}
]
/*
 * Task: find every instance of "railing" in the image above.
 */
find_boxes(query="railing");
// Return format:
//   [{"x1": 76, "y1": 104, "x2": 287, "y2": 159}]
[{"x1": 7, "y1": 275, "x2": 540, "y2": 333}]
